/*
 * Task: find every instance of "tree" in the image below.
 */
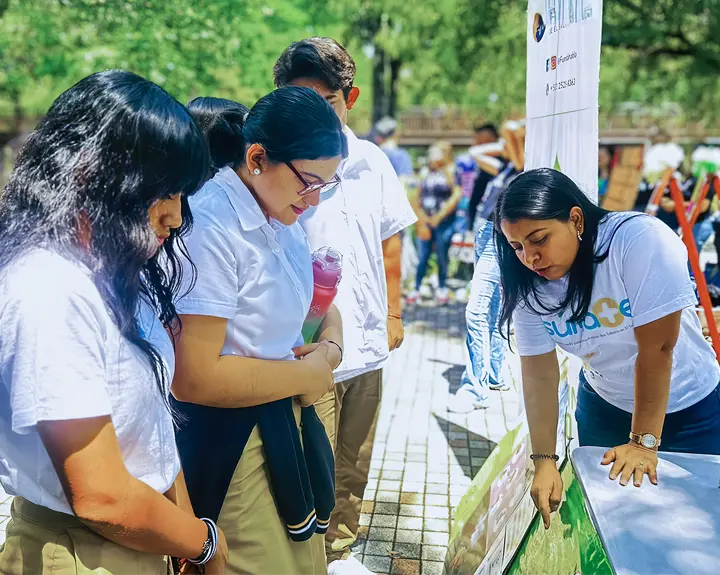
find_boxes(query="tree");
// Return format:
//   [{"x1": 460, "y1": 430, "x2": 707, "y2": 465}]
[
  {"x1": 327, "y1": 0, "x2": 504, "y2": 124},
  {"x1": 0, "y1": 1, "x2": 330, "y2": 134},
  {"x1": 602, "y1": 0, "x2": 720, "y2": 120}
]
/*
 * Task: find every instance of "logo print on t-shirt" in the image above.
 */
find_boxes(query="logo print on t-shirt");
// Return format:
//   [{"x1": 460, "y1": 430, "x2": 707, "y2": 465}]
[
  {"x1": 593, "y1": 298, "x2": 626, "y2": 328},
  {"x1": 544, "y1": 297, "x2": 632, "y2": 338}
]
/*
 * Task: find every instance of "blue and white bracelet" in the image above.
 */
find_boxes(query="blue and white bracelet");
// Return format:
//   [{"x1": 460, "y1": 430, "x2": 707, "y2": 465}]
[{"x1": 187, "y1": 518, "x2": 219, "y2": 566}]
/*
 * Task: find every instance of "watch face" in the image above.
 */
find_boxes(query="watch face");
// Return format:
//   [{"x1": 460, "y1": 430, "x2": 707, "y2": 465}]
[{"x1": 641, "y1": 434, "x2": 657, "y2": 449}]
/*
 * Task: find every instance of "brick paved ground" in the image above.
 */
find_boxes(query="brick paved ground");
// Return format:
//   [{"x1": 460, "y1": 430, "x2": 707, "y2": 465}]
[
  {"x1": 351, "y1": 300, "x2": 522, "y2": 575},
  {"x1": 0, "y1": 301, "x2": 523, "y2": 573}
]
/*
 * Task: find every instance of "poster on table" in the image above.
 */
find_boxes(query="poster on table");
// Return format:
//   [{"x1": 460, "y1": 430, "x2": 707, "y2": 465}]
[{"x1": 445, "y1": 2, "x2": 603, "y2": 574}]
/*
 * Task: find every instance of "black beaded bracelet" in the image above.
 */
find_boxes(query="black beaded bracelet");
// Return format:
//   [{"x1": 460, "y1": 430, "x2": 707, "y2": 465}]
[
  {"x1": 530, "y1": 453, "x2": 559, "y2": 462},
  {"x1": 187, "y1": 518, "x2": 218, "y2": 566}
]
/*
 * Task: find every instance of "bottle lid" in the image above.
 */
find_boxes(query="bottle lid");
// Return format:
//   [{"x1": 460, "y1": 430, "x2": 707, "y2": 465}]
[{"x1": 312, "y1": 247, "x2": 343, "y2": 288}]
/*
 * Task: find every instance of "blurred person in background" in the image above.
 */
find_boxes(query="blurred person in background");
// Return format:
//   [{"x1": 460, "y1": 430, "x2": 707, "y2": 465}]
[
  {"x1": 373, "y1": 116, "x2": 414, "y2": 180},
  {"x1": 408, "y1": 141, "x2": 462, "y2": 305},
  {"x1": 452, "y1": 124, "x2": 503, "y2": 291},
  {"x1": 463, "y1": 124, "x2": 502, "y2": 232},
  {"x1": 448, "y1": 122, "x2": 523, "y2": 413},
  {"x1": 598, "y1": 145, "x2": 612, "y2": 203}
]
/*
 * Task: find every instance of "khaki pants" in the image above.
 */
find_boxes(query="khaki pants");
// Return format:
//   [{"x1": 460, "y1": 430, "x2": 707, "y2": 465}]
[
  {"x1": 315, "y1": 370, "x2": 382, "y2": 562},
  {"x1": 217, "y1": 401, "x2": 327, "y2": 575},
  {"x1": 0, "y1": 497, "x2": 169, "y2": 575}
]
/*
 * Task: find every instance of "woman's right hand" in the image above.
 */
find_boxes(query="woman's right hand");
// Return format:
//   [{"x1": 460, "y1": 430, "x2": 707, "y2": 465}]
[
  {"x1": 530, "y1": 460, "x2": 563, "y2": 529},
  {"x1": 295, "y1": 344, "x2": 335, "y2": 407}
]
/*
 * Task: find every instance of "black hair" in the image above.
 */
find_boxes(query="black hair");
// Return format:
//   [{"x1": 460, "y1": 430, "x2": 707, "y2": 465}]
[
  {"x1": 494, "y1": 168, "x2": 638, "y2": 338},
  {"x1": 474, "y1": 123, "x2": 499, "y2": 138},
  {"x1": 186, "y1": 97, "x2": 250, "y2": 174},
  {"x1": 188, "y1": 86, "x2": 348, "y2": 171},
  {"x1": 273, "y1": 37, "x2": 356, "y2": 99},
  {"x1": 0, "y1": 70, "x2": 210, "y2": 411}
]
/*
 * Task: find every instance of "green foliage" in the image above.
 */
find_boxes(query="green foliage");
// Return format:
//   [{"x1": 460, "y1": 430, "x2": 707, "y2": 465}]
[
  {"x1": 0, "y1": 0, "x2": 342, "y2": 117},
  {"x1": 0, "y1": 0, "x2": 719, "y2": 128}
]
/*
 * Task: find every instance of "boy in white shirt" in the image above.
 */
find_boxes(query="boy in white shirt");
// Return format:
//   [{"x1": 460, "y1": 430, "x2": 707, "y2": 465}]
[{"x1": 274, "y1": 37, "x2": 417, "y2": 566}]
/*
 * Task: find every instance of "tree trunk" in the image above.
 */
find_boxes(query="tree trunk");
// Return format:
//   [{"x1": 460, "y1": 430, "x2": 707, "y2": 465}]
[
  {"x1": 389, "y1": 58, "x2": 402, "y2": 119},
  {"x1": 371, "y1": 46, "x2": 386, "y2": 125}
]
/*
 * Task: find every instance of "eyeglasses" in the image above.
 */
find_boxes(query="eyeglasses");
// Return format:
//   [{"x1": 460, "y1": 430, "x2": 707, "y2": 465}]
[{"x1": 286, "y1": 162, "x2": 341, "y2": 197}]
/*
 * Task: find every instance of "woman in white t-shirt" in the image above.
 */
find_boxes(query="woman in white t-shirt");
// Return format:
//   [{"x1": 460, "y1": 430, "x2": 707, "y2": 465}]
[
  {"x1": 0, "y1": 71, "x2": 227, "y2": 574},
  {"x1": 170, "y1": 88, "x2": 346, "y2": 575},
  {"x1": 494, "y1": 168, "x2": 720, "y2": 529}
]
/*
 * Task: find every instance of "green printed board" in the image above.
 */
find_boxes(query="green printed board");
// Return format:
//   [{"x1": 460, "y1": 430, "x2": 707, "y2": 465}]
[
  {"x1": 506, "y1": 462, "x2": 612, "y2": 575},
  {"x1": 445, "y1": 424, "x2": 531, "y2": 574}
]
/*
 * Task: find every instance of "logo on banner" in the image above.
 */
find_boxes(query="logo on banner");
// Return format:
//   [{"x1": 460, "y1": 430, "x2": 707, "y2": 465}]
[{"x1": 533, "y1": 13, "x2": 546, "y2": 42}]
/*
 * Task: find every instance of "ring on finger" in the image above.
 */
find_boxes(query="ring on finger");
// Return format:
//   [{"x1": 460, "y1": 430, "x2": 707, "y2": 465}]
[{"x1": 637, "y1": 462, "x2": 644, "y2": 467}]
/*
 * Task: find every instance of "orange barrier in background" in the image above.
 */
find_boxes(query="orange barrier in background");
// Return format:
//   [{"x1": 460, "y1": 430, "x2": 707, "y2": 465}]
[{"x1": 646, "y1": 169, "x2": 720, "y2": 359}]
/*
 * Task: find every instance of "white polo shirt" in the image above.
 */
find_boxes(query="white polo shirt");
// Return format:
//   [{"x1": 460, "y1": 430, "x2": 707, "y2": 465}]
[
  {"x1": 0, "y1": 249, "x2": 180, "y2": 515},
  {"x1": 176, "y1": 167, "x2": 313, "y2": 361},
  {"x1": 299, "y1": 129, "x2": 417, "y2": 382}
]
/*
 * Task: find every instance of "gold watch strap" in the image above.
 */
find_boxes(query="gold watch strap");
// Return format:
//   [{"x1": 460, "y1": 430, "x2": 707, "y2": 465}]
[{"x1": 629, "y1": 432, "x2": 661, "y2": 448}]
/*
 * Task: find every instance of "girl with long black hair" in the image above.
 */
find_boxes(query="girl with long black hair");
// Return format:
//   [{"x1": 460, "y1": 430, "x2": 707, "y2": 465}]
[
  {"x1": 0, "y1": 71, "x2": 227, "y2": 573},
  {"x1": 495, "y1": 168, "x2": 720, "y2": 529}
]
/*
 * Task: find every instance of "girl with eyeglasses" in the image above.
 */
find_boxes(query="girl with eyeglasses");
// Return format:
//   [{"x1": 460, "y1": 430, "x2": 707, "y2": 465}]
[{"x1": 169, "y1": 88, "x2": 347, "y2": 574}]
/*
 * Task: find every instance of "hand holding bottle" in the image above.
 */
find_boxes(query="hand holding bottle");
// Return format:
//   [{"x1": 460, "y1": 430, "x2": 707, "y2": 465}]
[{"x1": 293, "y1": 343, "x2": 336, "y2": 407}]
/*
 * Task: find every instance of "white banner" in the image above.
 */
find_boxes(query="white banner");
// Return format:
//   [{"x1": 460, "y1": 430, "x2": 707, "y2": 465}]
[{"x1": 525, "y1": 0, "x2": 603, "y2": 203}]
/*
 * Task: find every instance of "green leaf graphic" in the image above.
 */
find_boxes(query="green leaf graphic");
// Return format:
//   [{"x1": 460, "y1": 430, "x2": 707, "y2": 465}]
[{"x1": 554, "y1": 155, "x2": 561, "y2": 171}]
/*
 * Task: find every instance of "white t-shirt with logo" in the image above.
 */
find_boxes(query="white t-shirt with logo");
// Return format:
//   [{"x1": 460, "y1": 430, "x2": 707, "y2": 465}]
[
  {"x1": 514, "y1": 213, "x2": 719, "y2": 413},
  {"x1": 0, "y1": 249, "x2": 180, "y2": 515}
]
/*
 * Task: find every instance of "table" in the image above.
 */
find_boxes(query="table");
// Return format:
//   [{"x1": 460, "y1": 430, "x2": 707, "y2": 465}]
[{"x1": 572, "y1": 446, "x2": 720, "y2": 575}]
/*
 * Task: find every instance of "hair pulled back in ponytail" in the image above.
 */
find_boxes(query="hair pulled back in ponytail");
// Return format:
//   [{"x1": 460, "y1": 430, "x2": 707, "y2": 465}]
[{"x1": 188, "y1": 86, "x2": 347, "y2": 175}]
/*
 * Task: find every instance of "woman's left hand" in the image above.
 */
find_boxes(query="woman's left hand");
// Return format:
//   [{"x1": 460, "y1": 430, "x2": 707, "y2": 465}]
[{"x1": 601, "y1": 443, "x2": 658, "y2": 487}]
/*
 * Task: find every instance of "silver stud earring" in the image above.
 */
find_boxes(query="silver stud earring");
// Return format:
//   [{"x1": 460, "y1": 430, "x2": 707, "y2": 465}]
[
  {"x1": 577, "y1": 230, "x2": 583, "y2": 241},
  {"x1": 253, "y1": 168, "x2": 261, "y2": 175}
]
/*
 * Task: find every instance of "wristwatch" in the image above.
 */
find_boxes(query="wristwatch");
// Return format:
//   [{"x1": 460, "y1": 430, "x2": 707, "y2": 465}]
[{"x1": 629, "y1": 432, "x2": 661, "y2": 450}]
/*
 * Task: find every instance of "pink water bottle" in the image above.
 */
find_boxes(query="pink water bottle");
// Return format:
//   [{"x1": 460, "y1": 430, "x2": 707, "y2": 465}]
[{"x1": 302, "y1": 247, "x2": 343, "y2": 343}]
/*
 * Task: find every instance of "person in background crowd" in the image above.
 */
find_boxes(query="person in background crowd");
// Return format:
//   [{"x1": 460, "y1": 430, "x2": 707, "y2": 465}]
[
  {"x1": 274, "y1": 38, "x2": 417, "y2": 574},
  {"x1": 373, "y1": 116, "x2": 414, "y2": 180},
  {"x1": 409, "y1": 141, "x2": 462, "y2": 305},
  {"x1": 0, "y1": 70, "x2": 228, "y2": 574},
  {"x1": 448, "y1": 125, "x2": 523, "y2": 413},
  {"x1": 170, "y1": 88, "x2": 346, "y2": 575},
  {"x1": 463, "y1": 124, "x2": 502, "y2": 232},
  {"x1": 496, "y1": 168, "x2": 720, "y2": 530},
  {"x1": 653, "y1": 177, "x2": 694, "y2": 232},
  {"x1": 452, "y1": 124, "x2": 503, "y2": 288},
  {"x1": 598, "y1": 145, "x2": 612, "y2": 202},
  {"x1": 684, "y1": 173, "x2": 716, "y2": 251}
]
